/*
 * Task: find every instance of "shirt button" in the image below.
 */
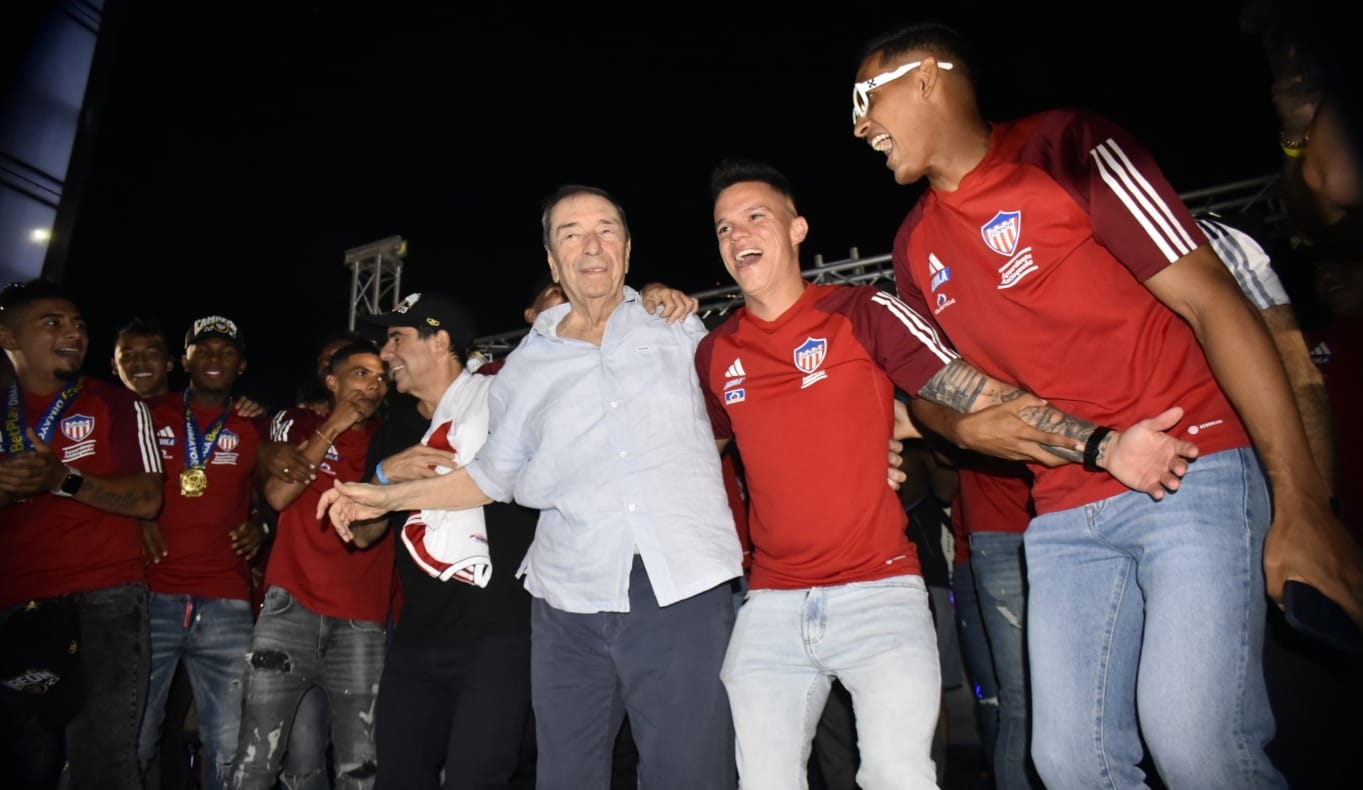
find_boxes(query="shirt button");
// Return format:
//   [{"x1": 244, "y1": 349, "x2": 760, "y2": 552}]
[
  {"x1": 619, "y1": 450, "x2": 627, "y2": 458},
  {"x1": 628, "y1": 504, "x2": 637, "y2": 512},
  {"x1": 610, "y1": 401, "x2": 619, "y2": 408}
]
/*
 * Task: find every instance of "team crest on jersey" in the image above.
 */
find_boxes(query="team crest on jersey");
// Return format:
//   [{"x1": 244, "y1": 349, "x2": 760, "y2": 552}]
[
  {"x1": 212, "y1": 429, "x2": 241, "y2": 465},
  {"x1": 793, "y1": 337, "x2": 829, "y2": 389},
  {"x1": 981, "y1": 210, "x2": 1022, "y2": 257},
  {"x1": 60, "y1": 414, "x2": 94, "y2": 442},
  {"x1": 724, "y1": 388, "x2": 746, "y2": 405}
]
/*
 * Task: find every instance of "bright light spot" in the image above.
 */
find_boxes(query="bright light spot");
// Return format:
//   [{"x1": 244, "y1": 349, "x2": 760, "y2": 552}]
[{"x1": 30, "y1": 228, "x2": 51, "y2": 243}]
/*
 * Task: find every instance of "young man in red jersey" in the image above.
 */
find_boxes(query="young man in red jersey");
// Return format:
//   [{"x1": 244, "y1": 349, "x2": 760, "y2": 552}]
[
  {"x1": 0, "y1": 279, "x2": 163, "y2": 788},
  {"x1": 851, "y1": 22, "x2": 1362, "y2": 788},
  {"x1": 137, "y1": 315, "x2": 267, "y2": 790},
  {"x1": 229, "y1": 341, "x2": 390, "y2": 790},
  {"x1": 695, "y1": 159, "x2": 1195, "y2": 789}
]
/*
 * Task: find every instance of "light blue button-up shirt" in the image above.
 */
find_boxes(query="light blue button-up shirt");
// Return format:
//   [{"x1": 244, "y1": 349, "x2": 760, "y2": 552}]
[{"x1": 466, "y1": 287, "x2": 743, "y2": 613}]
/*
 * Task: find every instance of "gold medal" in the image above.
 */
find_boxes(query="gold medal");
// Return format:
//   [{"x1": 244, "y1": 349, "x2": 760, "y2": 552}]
[{"x1": 180, "y1": 467, "x2": 208, "y2": 497}]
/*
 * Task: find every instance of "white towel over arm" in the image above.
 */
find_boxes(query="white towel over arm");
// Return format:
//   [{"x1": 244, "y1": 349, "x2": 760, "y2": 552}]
[{"x1": 399, "y1": 370, "x2": 495, "y2": 586}]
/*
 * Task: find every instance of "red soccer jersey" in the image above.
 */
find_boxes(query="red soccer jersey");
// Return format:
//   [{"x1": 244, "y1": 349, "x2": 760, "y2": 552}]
[
  {"x1": 263, "y1": 408, "x2": 392, "y2": 623},
  {"x1": 696, "y1": 282, "x2": 955, "y2": 590},
  {"x1": 956, "y1": 464, "x2": 1034, "y2": 537},
  {"x1": 1, "y1": 377, "x2": 161, "y2": 606},
  {"x1": 147, "y1": 393, "x2": 266, "y2": 600},
  {"x1": 893, "y1": 110, "x2": 1250, "y2": 515}
]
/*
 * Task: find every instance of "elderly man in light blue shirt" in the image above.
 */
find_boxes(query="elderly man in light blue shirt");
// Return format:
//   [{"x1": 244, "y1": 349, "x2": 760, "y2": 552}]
[{"x1": 319, "y1": 185, "x2": 743, "y2": 790}]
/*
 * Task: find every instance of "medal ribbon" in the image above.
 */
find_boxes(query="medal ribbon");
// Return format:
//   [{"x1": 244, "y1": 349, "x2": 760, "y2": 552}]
[
  {"x1": 2, "y1": 381, "x2": 82, "y2": 455},
  {"x1": 183, "y1": 389, "x2": 230, "y2": 471}
]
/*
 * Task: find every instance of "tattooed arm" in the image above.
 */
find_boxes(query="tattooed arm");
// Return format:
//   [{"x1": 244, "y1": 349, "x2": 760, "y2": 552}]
[{"x1": 915, "y1": 359, "x2": 1198, "y2": 499}]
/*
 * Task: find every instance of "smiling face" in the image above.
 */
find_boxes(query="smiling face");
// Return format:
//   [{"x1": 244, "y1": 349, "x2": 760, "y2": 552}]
[
  {"x1": 114, "y1": 331, "x2": 172, "y2": 398},
  {"x1": 380, "y1": 325, "x2": 444, "y2": 396},
  {"x1": 545, "y1": 193, "x2": 631, "y2": 305},
  {"x1": 851, "y1": 50, "x2": 943, "y2": 186},
  {"x1": 0, "y1": 297, "x2": 88, "y2": 388},
  {"x1": 714, "y1": 180, "x2": 808, "y2": 306},
  {"x1": 183, "y1": 337, "x2": 246, "y2": 396}
]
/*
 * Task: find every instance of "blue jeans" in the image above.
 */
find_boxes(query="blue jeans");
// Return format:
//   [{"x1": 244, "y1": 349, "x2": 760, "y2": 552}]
[
  {"x1": 969, "y1": 531, "x2": 1041, "y2": 790},
  {"x1": 1024, "y1": 448, "x2": 1284, "y2": 789},
  {"x1": 230, "y1": 586, "x2": 386, "y2": 790},
  {"x1": 139, "y1": 594, "x2": 253, "y2": 790},
  {"x1": 65, "y1": 582, "x2": 150, "y2": 789},
  {"x1": 530, "y1": 558, "x2": 735, "y2": 790},
  {"x1": 722, "y1": 574, "x2": 940, "y2": 790},
  {"x1": 951, "y1": 558, "x2": 999, "y2": 776}
]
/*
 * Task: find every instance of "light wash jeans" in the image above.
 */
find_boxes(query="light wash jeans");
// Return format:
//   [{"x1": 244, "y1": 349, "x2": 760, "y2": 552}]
[
  {"x1": 139, "y1": 593, "x2": 254, "y2": 790},
  {"x1": 1024, "y1": 448, "x2": 1285, "y2": 790},
  {"x1": 721, "y1": 574, "x2": 940, "y2": 790},
  {"x1": 969, "y1": 531, "x2": 1041, "y2": 790},
  {"x1": 229, "y1": 586, "x2": 385, "y2": 790}
]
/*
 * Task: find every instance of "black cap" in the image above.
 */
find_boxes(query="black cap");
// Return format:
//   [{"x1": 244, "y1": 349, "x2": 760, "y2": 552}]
[
  {"x1": 362, "y1": 292, "x2": 475, "y2": 351},
  {"x1": 184, "y1": 315, "x2": 244, "y2": 351}
]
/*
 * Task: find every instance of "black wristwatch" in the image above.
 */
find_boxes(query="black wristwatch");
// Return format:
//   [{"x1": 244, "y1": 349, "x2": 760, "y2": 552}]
[{"x1": 53, "y1": 465, "x2": 85, "y2": 498}]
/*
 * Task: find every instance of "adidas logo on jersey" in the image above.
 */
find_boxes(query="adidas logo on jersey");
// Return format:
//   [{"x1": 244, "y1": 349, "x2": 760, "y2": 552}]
[
  {"x1": 725, "y1": 358, "x2": 746, "y2": 378},
  {"x1": 157, "y1": 426, "x2": 176, "y2": 447}
]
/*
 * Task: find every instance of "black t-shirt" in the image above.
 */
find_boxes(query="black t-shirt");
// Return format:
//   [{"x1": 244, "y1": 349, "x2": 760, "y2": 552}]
[{"x1": 365, "y1": 393, "x2": 536, "y2": 648}]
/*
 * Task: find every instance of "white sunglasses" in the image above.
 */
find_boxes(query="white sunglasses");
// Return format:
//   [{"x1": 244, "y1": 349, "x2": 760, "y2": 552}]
[{"x1": 851, "y1": 60, "x2": 953, "y2": 124}]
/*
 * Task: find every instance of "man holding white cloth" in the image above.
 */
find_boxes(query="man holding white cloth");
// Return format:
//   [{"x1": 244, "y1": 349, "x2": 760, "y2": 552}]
[{"x1": 342, "y1": 291, "x2": 538, "y2": 790}]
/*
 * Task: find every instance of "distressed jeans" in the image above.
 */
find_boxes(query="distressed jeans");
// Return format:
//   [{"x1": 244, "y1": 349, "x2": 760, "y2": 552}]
[
  {"x1": 139, "y1": 594, "x2": 253, "y2": 790},
  {"x1": 229, "y1": 586, "x2": 385, "y2": 790},
  {"x1": 1025, "y1": 448, "x2": 1284, "y2": 790},
  {"x1": 969, "y1": 531, "x2": 1041, "y2": 790},
  {"x1": 722, "y1": 574, "x2": 940, "y2": 790}
]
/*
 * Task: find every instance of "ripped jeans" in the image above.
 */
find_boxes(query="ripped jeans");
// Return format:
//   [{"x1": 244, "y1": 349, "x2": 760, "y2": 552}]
[{"x1": 229, "y1": 586, "x2": 385, "y2": 790}]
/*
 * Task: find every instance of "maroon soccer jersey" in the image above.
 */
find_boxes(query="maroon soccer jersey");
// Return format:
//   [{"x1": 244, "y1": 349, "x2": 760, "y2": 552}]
[
  {"x1": 893, "y1": 110, "x2": 1250, "y2": 515},
  {"x1": 263, "y1": 407, "x2": 392, "y2": 622},
  {"x1": 147, "y1": 393, "x2": 266, "y2": 601},
  {"x1": 696, "y1": 282, "x2": 954, "y2": 590},
  {"x1": 1, "y1": 377, "x2": 161, "y2": 606}
]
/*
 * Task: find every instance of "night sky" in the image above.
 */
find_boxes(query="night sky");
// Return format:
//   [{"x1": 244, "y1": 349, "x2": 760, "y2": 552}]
[{"x1": 59, "y1": 0, "x2": 1282, "y2": 408}]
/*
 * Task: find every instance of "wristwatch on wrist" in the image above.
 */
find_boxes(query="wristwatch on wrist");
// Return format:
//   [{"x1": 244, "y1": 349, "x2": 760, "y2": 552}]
[{"x1": 52, "y1": 465, "x2": 85, "y2": 498}]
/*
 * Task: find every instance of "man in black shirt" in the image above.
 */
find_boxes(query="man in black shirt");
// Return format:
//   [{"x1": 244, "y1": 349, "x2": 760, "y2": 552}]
[{"x1": 343, "y1": 292, "x2": 537, "y2": 790}]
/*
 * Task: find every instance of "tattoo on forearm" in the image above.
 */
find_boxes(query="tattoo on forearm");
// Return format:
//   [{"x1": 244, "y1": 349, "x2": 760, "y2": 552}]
[
  {"x1": 918, "y1": 359, "x2": 994, "y2": 412},
  {"x1": 83, "y1": 478, "x2": 157, "y2": 517},
  {"x1": 919, "y1": 359, "x2": 1099, "y2": 464}
]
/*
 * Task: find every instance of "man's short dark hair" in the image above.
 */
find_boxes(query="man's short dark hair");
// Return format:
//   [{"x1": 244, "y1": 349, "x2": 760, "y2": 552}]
[
  {"x1": 0, "y1": 279, "x2": 76, "y2": 328},
  {"x1": 859, "y1": 21, "x2": 976, "y2": 82},
  {"x1": 326, "y1": 340, "x2": 382, "y2": 375},
  {"x1": 540, "y1": 185, "x2": 630, "y2": 247},
  {"x1": 115, "y1": 317, "x2": 168, "y2": 349},
  {"x1": 709, "y1": 157, "x2": 798, "y2": 210}
]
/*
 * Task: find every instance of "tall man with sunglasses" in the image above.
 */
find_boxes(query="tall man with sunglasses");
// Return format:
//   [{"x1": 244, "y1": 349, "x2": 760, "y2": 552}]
[{"x1": 850, "y1": 22, "x2": 1363, "y2": 790}]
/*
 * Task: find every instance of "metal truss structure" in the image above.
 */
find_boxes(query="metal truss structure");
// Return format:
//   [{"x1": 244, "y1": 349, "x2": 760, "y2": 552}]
[
  {"x1": 465, "y1": 173, "x2": 1286, "y2": 357},
  {"x1": 344, "y1": 235, "x2": 408, "y2": 331}
]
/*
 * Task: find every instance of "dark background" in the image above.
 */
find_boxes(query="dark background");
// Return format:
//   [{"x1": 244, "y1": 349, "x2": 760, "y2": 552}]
[{"x1": 41, "y1": 1, "x2": 1295, "y2": 406}]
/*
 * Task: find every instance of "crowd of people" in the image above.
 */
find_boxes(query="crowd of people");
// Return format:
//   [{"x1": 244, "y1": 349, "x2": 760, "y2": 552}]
[{"x1": 3, "y1": 11, "x2": 1362, "y2": 790}]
